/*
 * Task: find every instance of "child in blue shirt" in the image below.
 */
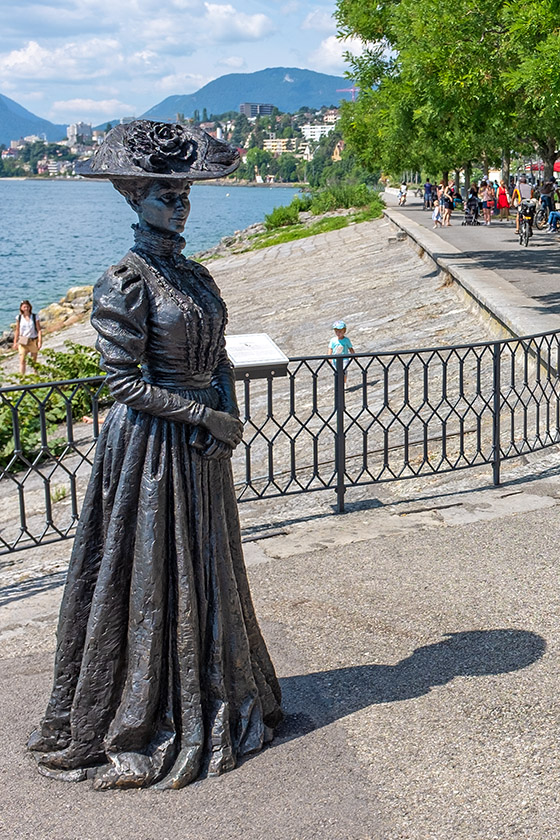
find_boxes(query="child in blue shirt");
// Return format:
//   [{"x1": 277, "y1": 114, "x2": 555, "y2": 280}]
[{"x1": 328, "y1": 320, "x2": 355, "y2": 380}]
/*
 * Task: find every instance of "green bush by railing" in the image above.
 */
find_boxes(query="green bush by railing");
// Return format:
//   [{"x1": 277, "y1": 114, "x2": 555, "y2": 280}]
[{"x1": 0, "y1": 342, "x2": 107, "y2": 470}]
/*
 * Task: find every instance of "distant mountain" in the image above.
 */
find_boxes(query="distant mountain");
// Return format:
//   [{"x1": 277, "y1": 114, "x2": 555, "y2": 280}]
[
  {"x1": 0, "y1": 94, "x2": 67, "y2": 146},
  {"x1": 141, "y1": 67, "x2": 353, "y2": 121}
]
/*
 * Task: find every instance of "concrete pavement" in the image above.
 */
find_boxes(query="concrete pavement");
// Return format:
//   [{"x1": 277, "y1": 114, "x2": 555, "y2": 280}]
[
  {"x1": 3, "y1": 214, "x2": 560, "y2": 839},
  {"x1": 384, "y1": 191, "x2": 560, "y2": 339}
]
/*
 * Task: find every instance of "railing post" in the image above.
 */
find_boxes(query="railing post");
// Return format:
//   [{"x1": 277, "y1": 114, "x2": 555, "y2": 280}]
[
  {"x1": 492, "y1": 341, "x2": 501, "y2": 486},
  {"x1": 334, "y1": 356, "x2": 346, "y2": 513}
]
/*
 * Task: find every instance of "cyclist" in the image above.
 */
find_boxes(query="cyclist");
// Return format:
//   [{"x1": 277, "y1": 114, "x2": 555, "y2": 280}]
[
  {"x1": 512, "y1": 175, "x2": 533, "y2": 234},
  {"x1": 398, "y1": 180, "x2": 408, "y2": 206}
]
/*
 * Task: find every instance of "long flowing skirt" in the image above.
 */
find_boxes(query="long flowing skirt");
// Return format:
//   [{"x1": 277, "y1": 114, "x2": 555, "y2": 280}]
[{"x1": 28, "y1": 394, "x2": 282, "y2": 789}]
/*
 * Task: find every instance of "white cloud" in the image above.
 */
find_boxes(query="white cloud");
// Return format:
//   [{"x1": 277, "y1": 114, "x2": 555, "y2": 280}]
[
  {"x1": 203, "y1": 3, "x2": 275, "y2": 41},
  {"x1": 302, "y1": 9, "x2": 336, "y2": 33},
  {"x1": 156, "y1": 72, "x2": 209, "y2": 93},
  {"x1": 217, "y1": 55, "x2": 247, "y2": 69},
  {"x1": 0, "y1": 39, "x2": 120, "y2": 81},
  {"x1": 49, "y1": 97, "x2": 134, "y2": 121},
  {"x1": 308, "y1": 34, "x2": 363, "y2": 73}
]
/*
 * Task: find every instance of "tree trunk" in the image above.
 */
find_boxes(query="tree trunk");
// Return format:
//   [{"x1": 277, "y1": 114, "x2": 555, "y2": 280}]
[
  {"x1": 482, "y1": 153, "x2": 489, "y2": 179},
  {"x1": 501, "y1": 149, "x2": 510, "y2": 184},
  {"x1": 539, "y1": 137, "x2": 557, "y2": 181},
  {"x1": 454, "y1": 169, "x2": 461, "y2": 196},
  {"x1": 442, "y1": 170, "x2": 449, "y2": 186},
  {"x1": 464, "y1": 162, "x2": 472, "y2": 195}
]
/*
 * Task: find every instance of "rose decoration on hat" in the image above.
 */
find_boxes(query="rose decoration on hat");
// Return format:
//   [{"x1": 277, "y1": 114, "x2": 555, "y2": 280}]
[{"x1": 129, "y1": 123, "x2": 198, "y2": 173}]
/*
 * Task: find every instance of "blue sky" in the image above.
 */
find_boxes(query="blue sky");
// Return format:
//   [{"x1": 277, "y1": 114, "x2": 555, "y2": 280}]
[{"x1": 1, "y1": 0, "x2": 362, "y2": 124}]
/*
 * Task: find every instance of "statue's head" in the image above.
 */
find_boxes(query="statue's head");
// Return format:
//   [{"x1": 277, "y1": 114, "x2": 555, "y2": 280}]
[
  {"x1": 75, "y1": 120, "x2": 239, "y2": 236},
  {"x1": 113, "y1": 178, "x2": 193, "y2": 235}
]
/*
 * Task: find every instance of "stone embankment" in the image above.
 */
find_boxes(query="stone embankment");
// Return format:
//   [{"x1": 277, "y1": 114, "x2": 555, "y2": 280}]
[{"x1": 192, "y1": 207, "x2": 355, "y2": 261}]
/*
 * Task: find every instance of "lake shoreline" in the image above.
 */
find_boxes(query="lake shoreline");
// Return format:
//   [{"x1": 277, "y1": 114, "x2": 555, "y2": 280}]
[
  {"x1": 0, "y1": 176, "x2": 305, "y2": 189},
  {"x1": 0, "y1": 180, "x2": 301, "y2": 333}
]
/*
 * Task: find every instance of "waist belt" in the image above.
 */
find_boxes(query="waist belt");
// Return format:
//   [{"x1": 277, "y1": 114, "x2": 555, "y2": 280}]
[{"x1": 142, "y1": 372, "x2": 213, "y2": 390}]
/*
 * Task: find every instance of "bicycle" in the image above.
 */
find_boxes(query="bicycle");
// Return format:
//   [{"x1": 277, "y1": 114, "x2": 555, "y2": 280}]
[
  {"x1": 534, "y1": 196, "x2": 550, "y2": 230},
  {"x1": 518, "y1": 199, "x2": 536, "y2": 246}
]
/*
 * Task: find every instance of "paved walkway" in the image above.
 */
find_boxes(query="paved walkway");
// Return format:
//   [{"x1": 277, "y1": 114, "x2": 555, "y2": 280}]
[
  {"x1": 3, "y1": 216, "x2": 560, "y2": 839},
  {"x1": 384, "y1": 191, "x2": 560, "y2": 338}
]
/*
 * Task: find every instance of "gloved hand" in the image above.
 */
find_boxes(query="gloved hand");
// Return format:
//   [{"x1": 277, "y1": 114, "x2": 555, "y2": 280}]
[{"x1": 201, "y1": 408, "x2": 243, "y2": 448}]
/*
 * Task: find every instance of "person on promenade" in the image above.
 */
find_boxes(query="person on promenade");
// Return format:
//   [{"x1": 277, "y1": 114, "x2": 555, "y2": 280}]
[
  {"x1": 442, "y1": 182, "x2": 454, "y2": 226},
  {"x1": 13, "y1": 300, "x2": 41, "y2": 375},
  {"x1": 432, "y1": 200, "x2": 443, "y2": 228},
  {"x1": 328, "y1": 320, "x2": 355, "y2": 382},
  {"x1": 27, "y1": 120, "x2": 282, "y2": 790},
  {"x1": 423, "y1": 178, "x2": 433, "y2": 210},
  {"x1": 512, "y1": 176, "x2": 533, "y2": 234},
  {"x1": 546, "y1": 209, "x2": 560, "y2": 232},
  {"x1": 479, "y1": 181, "x2": 494, "y2": 225},
  {"x1": 497, "y1": 181, "x2": 510, "y2": 221},
  {"x1": 540, "y1": 179, "x2": 554, "y2": 214}
]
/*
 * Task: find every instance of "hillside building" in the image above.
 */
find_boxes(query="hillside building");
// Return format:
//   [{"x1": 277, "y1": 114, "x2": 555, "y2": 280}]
[
  {"x1": 67, "y1": 122, "x2": 92, "y2": 145},
  {"x1": 323, "y1": 109, "x2": 340, "y2": 124},
  {"x1": 301, "y1": 123, "x2": 336, "y2": 142},
  {"x1": 331, "y1": 140, "x2": 346, "y2": 161},
  {"x1": 262, "y1": 137, "x2": 295, "y2": 155},
  {"x1": 239, "y1": 103, "x2": 274, "y2": 118}
]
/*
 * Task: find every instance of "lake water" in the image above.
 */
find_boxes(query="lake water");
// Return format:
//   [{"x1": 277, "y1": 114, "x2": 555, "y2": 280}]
[{"x1": 0, "y1": 180, "x2": 299, "y2": 332}]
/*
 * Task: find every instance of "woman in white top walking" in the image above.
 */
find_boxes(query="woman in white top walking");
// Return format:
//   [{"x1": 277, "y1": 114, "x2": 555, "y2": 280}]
[{"x1": 13, "y1": 300, "x2": 42, "y2": 375}]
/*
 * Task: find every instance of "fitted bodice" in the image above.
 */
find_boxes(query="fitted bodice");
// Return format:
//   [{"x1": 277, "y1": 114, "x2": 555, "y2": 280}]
[
  {"x1": 128, "y1": 249, "x2": 228, "y2": 389},
  {"x1": 91, "y1": 227, "x2": 238, "y2": 423}
]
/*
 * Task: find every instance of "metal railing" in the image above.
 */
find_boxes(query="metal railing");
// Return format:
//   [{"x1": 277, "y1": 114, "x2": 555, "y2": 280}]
[{"x1": 2, "y1": 328, "x2": 560, "y2": 554}]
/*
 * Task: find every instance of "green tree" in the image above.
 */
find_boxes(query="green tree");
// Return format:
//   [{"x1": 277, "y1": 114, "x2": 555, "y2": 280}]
[
  {"x1": 230, "y1": 113, "x2": 251, "y2": 146},
  {"x1": 335, "y1": 0, "x2": 558, "y2": 182},
  {"x1": 245, "y1": 147, "x2": 273, "y2": 178},
  {"x1": 274, "y1": 153, "x2": 300, "y2": 182}
]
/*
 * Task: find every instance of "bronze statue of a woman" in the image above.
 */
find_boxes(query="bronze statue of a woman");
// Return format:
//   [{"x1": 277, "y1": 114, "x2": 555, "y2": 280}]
[{"x1": 27, "y1": 121, "x2": 282, "y2": 790}]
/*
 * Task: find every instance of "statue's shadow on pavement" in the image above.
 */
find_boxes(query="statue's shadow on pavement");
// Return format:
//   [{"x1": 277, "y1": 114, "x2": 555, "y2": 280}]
[{"x1": 274, "y1": 629, "x2": 546, "y2": 742}]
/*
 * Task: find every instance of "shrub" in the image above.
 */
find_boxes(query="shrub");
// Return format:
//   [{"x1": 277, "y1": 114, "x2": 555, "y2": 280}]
[
  {"x1": 264, "y1": 202, "x2": 301, "y2": 230},
  {"x1": 0, "y1": 341, "x2": 108, "y2": 471},
  {"x1": 310, "y1": 183, "x2": 376, "y2": 214}
]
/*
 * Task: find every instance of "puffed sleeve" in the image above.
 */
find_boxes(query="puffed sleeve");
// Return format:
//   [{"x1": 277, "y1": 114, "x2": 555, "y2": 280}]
[{"x1": 92, "y1": 260, "x2": 208, "y2": 425}]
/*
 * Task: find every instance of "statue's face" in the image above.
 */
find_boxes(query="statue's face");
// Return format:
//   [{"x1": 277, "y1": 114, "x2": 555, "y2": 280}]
[{"x1": 136, "y1": 180, "x2": 191, "y2": 234}]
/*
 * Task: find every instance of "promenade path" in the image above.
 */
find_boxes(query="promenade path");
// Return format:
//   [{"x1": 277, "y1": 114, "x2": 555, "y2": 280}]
[
  {"x1": 384, "y1": 190, "x2": 560, "y2": 338},
  {"x1": 3, "y1": 217, "x2": 560, "y2": 839}
]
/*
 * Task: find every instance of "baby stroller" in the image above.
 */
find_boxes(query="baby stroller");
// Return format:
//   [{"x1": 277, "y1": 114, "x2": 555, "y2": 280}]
[{"x1": 462, "y1": 195, "x2": 480, "y2": 225}]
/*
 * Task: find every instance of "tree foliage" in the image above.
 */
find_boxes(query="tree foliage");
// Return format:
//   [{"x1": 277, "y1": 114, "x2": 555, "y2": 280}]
[{"x1": 336, "y1": 0, "x2": 560, "y2": 179}]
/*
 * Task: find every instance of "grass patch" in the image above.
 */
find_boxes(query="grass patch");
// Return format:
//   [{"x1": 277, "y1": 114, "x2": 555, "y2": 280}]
[
  {"x1": 251, "y1": 216, "x2": 350, "y2": 249},
  {"x1": 250, "y1": 196, "x2": 384, "y2": 250}
]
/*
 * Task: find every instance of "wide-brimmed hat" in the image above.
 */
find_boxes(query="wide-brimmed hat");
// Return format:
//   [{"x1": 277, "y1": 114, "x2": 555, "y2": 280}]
[{"x1": 75, "y1": 120, "x2": 240, "y2": 181}]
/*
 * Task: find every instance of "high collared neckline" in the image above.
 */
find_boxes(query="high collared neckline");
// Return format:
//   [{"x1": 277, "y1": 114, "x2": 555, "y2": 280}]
[{"x1": 132, "y1": 224, "x2": 186, "y2": 258}]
